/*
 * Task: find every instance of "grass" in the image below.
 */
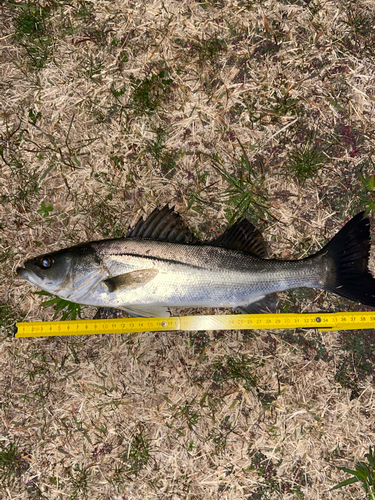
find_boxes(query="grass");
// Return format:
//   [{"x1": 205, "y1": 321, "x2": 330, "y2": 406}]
[
  {"x1": 332, "y1": 446, "x2": 375, "y2": 499},
  {"x1": 37, "y1": 291, "x2": 82, "y2": 320},
  {"x1": 128, "y1": 69, "x2": 174, "y2": 117},
  {"x1": 339, "y1": 0, "x2": 375, "y2": 57},
  {"x1": 1, "y1": 0, "x2": 375, "y2": 498},
  {"x1": 11, "y1": 1, "x2": 55, "y2": 70},
  {"x1": 125, "y1": 429, "x2": 152, "y2": 474},
  {"x1": 335, "y1": 328, "x2": 375, "y2": 399},
  {"x1": 358, "y1": 166, "x2": 375, "y2": 215},
  {"x1": 247, "y1": 448, "x2": 310, "y2": 498},
  {"x1": 0, "y1": 303, "x2": 25, "y2": 338},
  {"x1": 67, "y1": 463, "x2": 91, "y2": 499},
  {"x1": 206, "y1": 144, "x2": 270, "y2": 223},
  {"x1": 0, "y1": 441, "x2": 30, "y2": 487},
  {"x1": 287, "y1": 142, "x2": 328, "y2": 184}
]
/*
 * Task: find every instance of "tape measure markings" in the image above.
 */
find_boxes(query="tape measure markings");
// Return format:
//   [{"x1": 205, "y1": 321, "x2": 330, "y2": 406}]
[{"x1": 14, "y1": 312, "x2": 375, "y2": 338}]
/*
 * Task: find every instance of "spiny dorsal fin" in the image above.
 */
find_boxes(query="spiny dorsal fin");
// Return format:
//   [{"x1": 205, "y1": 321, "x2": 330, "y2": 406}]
[
  {"x1": 207, "y1": 219, "x2": 268, "y2": 258},
  {"x1": 126, "y1": 205, "x2": 200, "y2": 244}
]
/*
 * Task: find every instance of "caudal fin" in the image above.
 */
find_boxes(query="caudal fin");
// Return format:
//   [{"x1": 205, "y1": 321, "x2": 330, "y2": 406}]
[{"x1": 319, "y1": 212, "x2": 375, "y2": 307}]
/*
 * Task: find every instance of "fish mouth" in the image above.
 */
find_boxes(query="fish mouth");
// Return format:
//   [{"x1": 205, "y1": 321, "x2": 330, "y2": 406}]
[
  {"x1": 17, "y1": 265, "x2": 57, "y2": 291},
  {"x1": 16, "y1": 266, "x2": 41, "y2": 287},
  {"x1": 16, "y1": 267, "x2": 28, "y2": 279}
]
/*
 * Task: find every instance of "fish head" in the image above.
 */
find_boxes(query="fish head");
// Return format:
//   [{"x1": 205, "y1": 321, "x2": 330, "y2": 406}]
[
  {"x1": 17, "y1": 250, "x2": 76, "y2": 294},
  {"x1": 16, "y1": 245, "x2": 101, "y2": 299}
]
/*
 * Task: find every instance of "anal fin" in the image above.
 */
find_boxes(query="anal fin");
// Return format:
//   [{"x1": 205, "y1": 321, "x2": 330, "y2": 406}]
[{"x1": 235, "y1": 293, "x2": 277, "y2": 314}]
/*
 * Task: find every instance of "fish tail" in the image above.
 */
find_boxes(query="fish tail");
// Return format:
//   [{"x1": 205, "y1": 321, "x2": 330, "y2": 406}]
[{"x1": 318, "y1": 211, "x2": 375, "y2": 307}]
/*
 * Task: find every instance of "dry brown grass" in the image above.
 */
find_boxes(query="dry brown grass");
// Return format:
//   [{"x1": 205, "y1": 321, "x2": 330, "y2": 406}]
[{"x1": 1, "y1": 0, "x2": 375, "y2": 498}]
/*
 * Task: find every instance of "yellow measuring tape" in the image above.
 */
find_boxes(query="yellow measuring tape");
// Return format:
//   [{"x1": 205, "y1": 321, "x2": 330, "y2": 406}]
[{"x1": 14, "y1": 311, "x2": 375, "y2": 338}]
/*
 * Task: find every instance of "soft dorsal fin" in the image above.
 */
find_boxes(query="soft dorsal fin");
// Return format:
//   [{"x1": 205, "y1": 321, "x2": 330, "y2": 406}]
[
  {"x1": 126, "y1": 205, "x2": 200, "y2": 244},
  {"x1": 207, "y1": 219, "x2": 268, "y2": 258}
]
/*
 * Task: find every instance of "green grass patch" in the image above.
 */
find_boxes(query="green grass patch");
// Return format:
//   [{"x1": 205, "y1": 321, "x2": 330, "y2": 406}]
[
  {"x1": 206, "y1": 145, "x2": 270, "y2": 224},
  {"x1": 332, "y1": 446, "x2": 375, "y2": 498},
  {"x1": 128, "y1": 69, "x2": 173, "y2": 116},
  {"x1": 113, "y1": 428, "x2": 152, "y2": 480},
  {"x1": 338, "y1": 0, "x2": 375, "y2": 57},
  {"x1": 0, "y1": 441, "x2": 29, "y2": 488},
  {"x1": 11, "y1": 0, "x2": 56, "y2": 70},
  {"x1": 174, "y1": 36, "x2": 227, "y2": 64},
  {"x1": 67, "y1": 463, "x2": 91, "y2": 500},
  {"x1": 248, "y1": 448, "x2": 310, "y2": 498},
  {"x1": 287, "y1": 142, "x2": 327, "y2": 184},
  {"x1": 145, "y1": 126, "x2": 182, "y2": 176},
  {"x1": 36, "y1": 291, "x2": 82, "y2": 320},
  {"x1": 358, "y1": 165, "x2": 375, "y2": 215}
]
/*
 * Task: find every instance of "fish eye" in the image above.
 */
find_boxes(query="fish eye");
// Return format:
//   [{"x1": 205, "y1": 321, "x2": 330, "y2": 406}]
[{"x1": 40, "y1": 256, "x2": 53, "y2": 269}]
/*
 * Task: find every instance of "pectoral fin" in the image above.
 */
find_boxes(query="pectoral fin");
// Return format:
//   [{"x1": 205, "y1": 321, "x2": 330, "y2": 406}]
[{"x1": 103, "y1": 268, "x2": 159, "y2": 293}]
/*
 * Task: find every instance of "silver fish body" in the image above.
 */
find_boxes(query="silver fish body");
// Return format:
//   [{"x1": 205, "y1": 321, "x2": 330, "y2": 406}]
[{"x1": 17, "y1": 206, "x2": 375, "y2": 317}]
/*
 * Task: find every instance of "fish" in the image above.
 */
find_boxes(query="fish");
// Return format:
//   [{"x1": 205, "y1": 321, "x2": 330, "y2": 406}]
[{"x1": 16, "y1": 205, "x2": 375, "y2": 317}]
